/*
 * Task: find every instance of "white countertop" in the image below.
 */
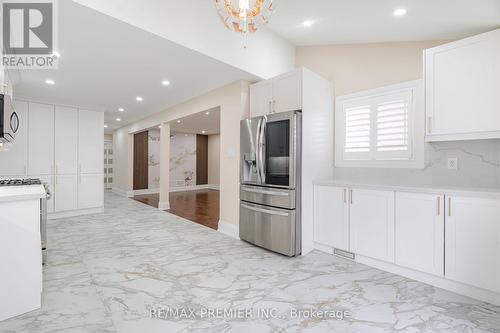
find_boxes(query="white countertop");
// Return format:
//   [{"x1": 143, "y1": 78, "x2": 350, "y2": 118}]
[
  {"x1": 313, "y1": 179, "x2": 500, "y2": 199},
  {"x1": 0, "y1": 185, "x2": 46, "y2": 203}
]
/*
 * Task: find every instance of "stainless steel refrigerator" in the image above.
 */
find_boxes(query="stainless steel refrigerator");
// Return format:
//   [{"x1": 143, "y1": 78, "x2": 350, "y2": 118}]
[{"x1": 239, "y1": 110, "x2": 301, "y2": 256}]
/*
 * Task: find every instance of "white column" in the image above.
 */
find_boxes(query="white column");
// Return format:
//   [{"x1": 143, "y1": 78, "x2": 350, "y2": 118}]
[{"x1": 158, "y1": 122, "x2": 170, "y2": 210}]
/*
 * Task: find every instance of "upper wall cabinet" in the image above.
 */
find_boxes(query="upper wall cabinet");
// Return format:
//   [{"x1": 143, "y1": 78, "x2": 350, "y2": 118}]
[
  {"x1": 78, "y1": 110, "x2": 104, "y2": 174},
  {"x1": 250, "y1": 68, "x2": 302, "y2": 117},
  {"x1": 425, "y1": 29, "x2": 500, "y2": 141},
  {"x1": 28, "y1": 103, "x2": 54, "y2": 175},
  {"x1": 55, "y1": 106, "x2": 78, "y2": 175}
]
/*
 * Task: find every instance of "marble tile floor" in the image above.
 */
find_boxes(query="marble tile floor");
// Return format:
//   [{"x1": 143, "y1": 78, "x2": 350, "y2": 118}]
[{"x1": 1, "y1": 192, "x2": 499, "y2": 333}]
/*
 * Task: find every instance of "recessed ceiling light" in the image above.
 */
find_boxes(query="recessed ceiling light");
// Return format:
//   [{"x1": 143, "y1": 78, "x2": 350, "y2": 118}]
[
  {"x1": 136, "y1": 96, "x2": 143, "y2": 102},
  {"x1": 116, "y1": 118, "x2": 121, "y2": 122},
  {"x1": 45, "y1": 79, "x2": 55, "y2": 85},
  {"x1": 184, "y1": 134, "x2": 188, "y2": 137},
  {"x1": 202, "y1": 130, "x2": 206, "y2": 134},
  {"x1": 158, "y1": 125, "x2": 162, "y2": 129},
  {"x1": 104, "y1": 124, "x2": 108, "y2": 128},
  {"x1": 205, "y1": 111, "x2": 210, "y2": 115},
  {"x1": 118, "y1": 108, "x2": 125, "y2": 112},
  {"x1": 393, "y1": 8, "x2": 407, "y2": 16},
  {"x1": 177, "y1": 120, "x2": 181, "y2": 123},
  {"x1": 161, "y1": 80, "x2": 170, "y2": 86},
  {"x1": 302, "y1": 20, "x2": 314, "y2": 27}
]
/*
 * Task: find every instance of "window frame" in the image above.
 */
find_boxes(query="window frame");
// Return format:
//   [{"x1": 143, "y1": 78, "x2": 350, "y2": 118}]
[{"x1": 335, "y1": 80, "x2": 424, "y2": 169}]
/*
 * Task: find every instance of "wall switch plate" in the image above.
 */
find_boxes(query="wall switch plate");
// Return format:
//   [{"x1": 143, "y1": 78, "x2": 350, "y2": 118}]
[{"x1": 447, "y1": 157, "x2": 458, "y2": 170}]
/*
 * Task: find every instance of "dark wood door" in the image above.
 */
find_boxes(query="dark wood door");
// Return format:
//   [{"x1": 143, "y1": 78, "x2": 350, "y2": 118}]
[
  {"x1": 133, "y1": 131, "x2": 149, "y2": 190},
  {"x1": 196, "y1": 134, "x2": 208, "y2": 185}
]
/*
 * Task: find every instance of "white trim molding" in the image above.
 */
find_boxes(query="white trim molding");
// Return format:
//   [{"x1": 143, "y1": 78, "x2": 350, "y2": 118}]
[
  {"x1": 158, "y1": 201, "x2": 170, "y2": 210},
  {"x1": 170, "y1": 184, "x2": 220, "y2": 192},
  {"x1": 111, "y1": 187, "x2": 134, "y2": 197},
  {"x1": 132, "y1": 188, "x2": 160, "y2": 196},
  {"x1": 218, "y1": 219, "x2": 239, "y2": 239}
]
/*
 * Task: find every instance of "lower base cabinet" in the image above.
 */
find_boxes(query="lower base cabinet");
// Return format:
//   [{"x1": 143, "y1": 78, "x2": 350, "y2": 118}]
[
  {"x1": 350, "y1": 189, "x2": 395, "y2": 263},
  {"x1": 78, "y1": 174, "x2": 104, "y2": 209},
  {"x1": 446, "y1": 196, "x2": 500, "y2": 294},
  {"x1": 313, "y1": 186, "x2": 349, "y2": 251},
  {"x1": 54, "y1": 175, "x2": 78, "y2": 212},
  {"x1": 395, "y1": 192, "x2": 444, "y2": 276}
]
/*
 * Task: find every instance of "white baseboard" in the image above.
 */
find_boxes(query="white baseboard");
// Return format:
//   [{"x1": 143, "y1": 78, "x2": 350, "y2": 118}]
[
  {"x1": 158, "y1": 201, "x2": 170, "y2": 210},
  {"x1": 170, "y1": 184, "x2": 220, "y2": 192},
  {"x1": 218, "y1": 219, "x2": 239, "y2": 239},
  {"x1": 112, "y1": 187, "x2": 135, "y2": 197},
  {"x1": 48, "y1": 207, "x2": 104, "y2": 220},
  {"x1": 354, "y1": 254, "x2": 500, "y2": 306},
  {"x1": 132, "y1": 188, "x2": 159, "y2": 196}
]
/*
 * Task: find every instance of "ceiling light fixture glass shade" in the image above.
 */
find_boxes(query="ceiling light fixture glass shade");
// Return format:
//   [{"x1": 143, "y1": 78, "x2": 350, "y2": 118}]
[{"x1": 214, "y1": 0, "x2": 274, "y2": 36}]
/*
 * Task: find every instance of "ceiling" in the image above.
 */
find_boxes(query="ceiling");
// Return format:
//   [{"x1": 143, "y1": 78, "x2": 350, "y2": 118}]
[
  {"x1": 169, "y1": 107, "x2": 220, "y2": 136},
  {"x1": 10, "y1": 1, "x2": 256, "y2": 132},
  {"x1": 268, "y1": 0, "x2": 500, "y2": 45}
]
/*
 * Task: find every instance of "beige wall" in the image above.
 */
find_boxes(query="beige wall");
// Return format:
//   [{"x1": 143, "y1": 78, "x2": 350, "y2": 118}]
[
  {"x1": 296, "y1": 41, "x2": 447, "y2": 96},
  {"x1": 208, "y1": 134, "x2": 220, "y2": 185},
  {"x1": 113, "y1": 81, "x2": 249, "y2": 225}
]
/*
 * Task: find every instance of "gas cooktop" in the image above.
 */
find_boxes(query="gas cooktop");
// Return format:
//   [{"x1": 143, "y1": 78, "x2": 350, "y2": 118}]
[{"x1": 0, "y1": 178, "x2": 42, "y2": 187}]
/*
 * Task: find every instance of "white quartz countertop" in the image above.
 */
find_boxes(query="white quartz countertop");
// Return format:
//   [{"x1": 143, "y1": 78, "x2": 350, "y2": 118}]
[
  {"x1": 313, "y1": 179, "x2": 500, "y2": 199},
  {"x1": 0, "y1": 185, "x2": 46, "y2": 203}
]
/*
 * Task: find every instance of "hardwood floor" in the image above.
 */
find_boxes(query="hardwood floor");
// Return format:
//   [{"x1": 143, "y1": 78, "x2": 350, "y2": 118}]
[{"x1": 133, "y1": 190, "x2": 220, "y2": 230}]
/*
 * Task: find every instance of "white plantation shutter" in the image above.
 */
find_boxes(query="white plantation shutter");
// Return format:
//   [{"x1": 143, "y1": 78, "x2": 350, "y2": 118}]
[
  {"x1": 340, "y1": 90, "x2": 414, "y2": 161},
  {"x1": 345, "y1": 105, "x2": 371, "y2": 154},
  {"x1": 375, "y1": 91, "x2": 412, "y2": 159}
]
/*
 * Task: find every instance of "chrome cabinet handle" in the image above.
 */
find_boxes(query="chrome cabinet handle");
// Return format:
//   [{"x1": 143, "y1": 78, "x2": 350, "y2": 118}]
[
  {"x1": 427, "y1": 116, "x2": 432, "y2": 134},
  {"x1": 437, "y1": 196, "x2": 440, "y2": 215},
  {"x1": 349, "y1": 189, "x2": 353, "y2": 204},
  {"x1": 272, "y1": 100, "x2": 276, "y2": 113},
  {"x1": 241, "y1": 203, "x2": 289, "y2": 217},
  {"x1": 343, "y1": 188, "x2": 346, "y2": 203},
  {"x1": 268, "y1": 101, "x2": 272, "y2": 114},
  {"x1": 242, "y1": 186, "x2": 289, "y2": 196}
]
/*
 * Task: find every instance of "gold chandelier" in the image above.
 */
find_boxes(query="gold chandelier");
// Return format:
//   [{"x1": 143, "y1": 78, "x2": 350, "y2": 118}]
[{"x1": 214, "y1": 0, "x2": 274, "y2": 35}]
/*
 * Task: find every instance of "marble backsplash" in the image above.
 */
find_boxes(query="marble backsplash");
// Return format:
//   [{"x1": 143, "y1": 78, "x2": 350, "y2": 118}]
[{"x1": 333, "y1": 140, "x2": 500, "y2": 189}]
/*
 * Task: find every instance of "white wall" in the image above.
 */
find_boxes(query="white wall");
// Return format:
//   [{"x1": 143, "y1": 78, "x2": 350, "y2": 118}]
[
  {"x1": 113, "y1": 81, "x2": 249, "y2": 226},
  {"x1": 73, "y1": 0, "x2": 295, "y2": 79},
  {"x1": 148, "y1": 129, "x2": 161, "y2": 189},
  {"x1": 296, "y1": 41, "x2": 500, "y2": 188},
  {"x1": 170, "y1": 132, "x2": 196, "y2": 187},
  {"x1": 208, "y1": 134, "x2": 220, "y2": 186}
]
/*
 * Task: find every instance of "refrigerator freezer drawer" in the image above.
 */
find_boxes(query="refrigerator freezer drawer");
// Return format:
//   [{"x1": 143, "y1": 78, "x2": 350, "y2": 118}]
[
  {"x1": 240, "y1": 185, "x2": 295, "y2": 209},
  {"x1": 239, "y1": 202, "x2": 298, "y2": 257}
]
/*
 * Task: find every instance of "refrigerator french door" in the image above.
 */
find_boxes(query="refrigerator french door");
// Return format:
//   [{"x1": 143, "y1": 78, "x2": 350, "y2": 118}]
[{"x1": 239, "y1": 111, "x2": 301, "y2": 256}]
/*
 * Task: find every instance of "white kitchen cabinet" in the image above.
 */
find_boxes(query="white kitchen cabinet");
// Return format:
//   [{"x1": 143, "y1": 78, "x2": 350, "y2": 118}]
[
  {"x1": 78, "y1": 110, "x2": 104, "y2": 174},
  {"x1": 273, "y1": 69, "x2": 302, "y2": 113},
  {"x1": 349, "y1": 189, "x2": 395, "y2": 263},
  {"x1": 28, "y1": 103, "x2": 54, "y2": 175},
  {"x1": 249, "y1": 79, "x2": 273, "y2": 117},
  {"x1": 313, "y1": 185, "x2": 349, "y2": 251},
  {"x1": 54, "y1": 174, "x2": 77, "y2": 212},
  {"x1": 0, "y1": 100, "x2": 27, "y2": 177},
  {"x1": 249, "y1": 69, "x2": 303, "y2": 117},
  {"x1": 395, "y1": 192, "x2": 444, "y2": 276},
  {"x1": 425, "y1": 29, "x2": 500, "y2": 141},
  {"x1": 54, "y1": 106, "x2": 78, "y2": 175},
  {"x1": 78, "y1": 174, "x2": 103, "y2": 209},
  {"x1": 445, "y1": 196, "x2": 500, "y2": 293}
]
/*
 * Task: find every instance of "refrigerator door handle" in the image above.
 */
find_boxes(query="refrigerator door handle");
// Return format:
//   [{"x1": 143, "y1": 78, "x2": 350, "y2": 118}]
[
  {"x1": 259, "y1": 116, "x2": 267, "y2": 183},
  {"x1": 255, "y1": 117, "x2": 262, "y2": 183}
]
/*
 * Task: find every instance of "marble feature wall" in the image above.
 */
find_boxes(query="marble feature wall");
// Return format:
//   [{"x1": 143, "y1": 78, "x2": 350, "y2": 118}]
[
  {"x1": 170, "y1": 132, "x2": 196, "y2": 187},
  {"x1": 333, "y1": 140, "x2": 500, "y2": 189},
  {"x1": 148, "y1": 129, "x2": 161, "y2": 189}
]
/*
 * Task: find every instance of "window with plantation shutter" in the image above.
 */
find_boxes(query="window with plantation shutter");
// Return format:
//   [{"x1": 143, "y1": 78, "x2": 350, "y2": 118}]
[{"x1": 335, "y1": 81, "x2": 424, "y2": 168}]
